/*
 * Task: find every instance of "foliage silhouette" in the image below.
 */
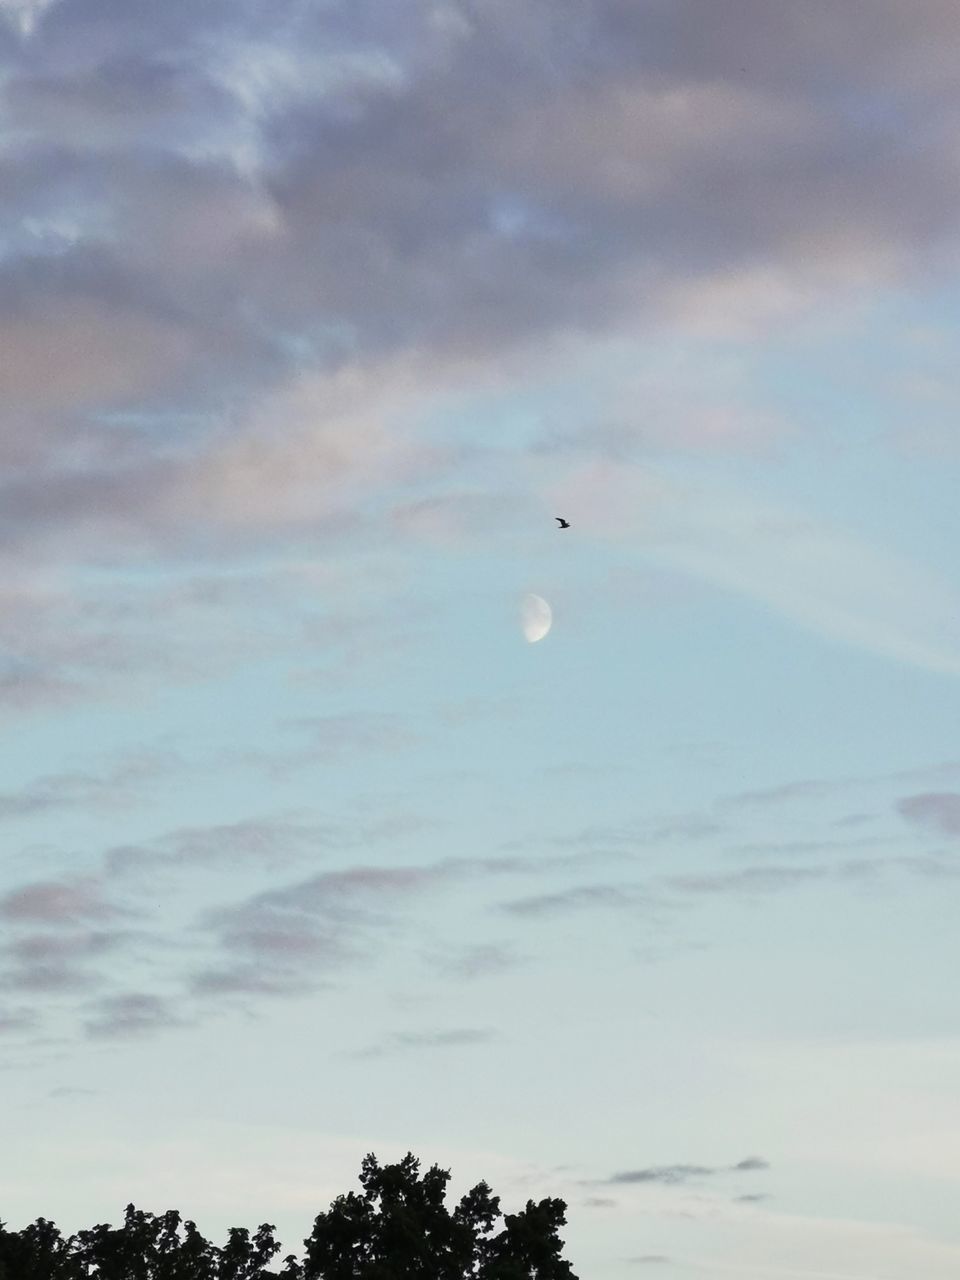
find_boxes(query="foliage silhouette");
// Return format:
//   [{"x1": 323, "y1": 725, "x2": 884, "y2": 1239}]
[{"x1": 0, "y1": 1153, "x2": 577, "y2": 1280}]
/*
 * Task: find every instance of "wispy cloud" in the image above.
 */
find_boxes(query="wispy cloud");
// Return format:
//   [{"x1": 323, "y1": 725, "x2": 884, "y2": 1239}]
[
  {"x1": 104, "y1": 815, "x2": 338, "y2": 878},
  {"x1": 606, "y1": 1157, "x2": 770, "y2": 1186},
  {"x1": 350, "y1": 1028, "x2": 498, "y2": 1059},
  {"x1": 557, "y1": 463, "x2": 960, "y2": 675},
  {"x1": 0, "y1": 749, "x2": 178, "y2": 821},
  {"x1": 425, "y1": 943, "x2": 522, "y2": 980},
  {"x1": 84, "y1": 992, "x2": 186, "y2": 1039},
  {"x1": 499, "y1": 884, "x2": 643, "y2": 917},
  {"x1": 666, "y1": 867, "x2": 825, "y2": 897}
]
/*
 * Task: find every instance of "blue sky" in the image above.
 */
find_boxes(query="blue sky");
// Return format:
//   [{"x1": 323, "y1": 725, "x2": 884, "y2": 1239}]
[{"x1": 3, "y1": 2, "x2": 960, "y2": 1276}]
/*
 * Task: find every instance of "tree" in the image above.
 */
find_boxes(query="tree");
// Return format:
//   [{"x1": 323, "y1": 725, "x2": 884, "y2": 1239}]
[
  {"x1": 218, "y1": 1224, "x2": 284, "y2": 1280},
  {"x1": 301, "y1": 1153, "x2": 577, "y2": 1280},
  {"x1": 0, "y1": 1153, "x2": 578, "y2": 1279},
  {"x1": 73, "y1": 1205, "x2": 219, "y2": 1279},
  {"x1": 478, "y1": 1198, "x2": 574, "y2": 1280},
  {"x1": 0, "y1": 1216, "x2": 85, "y2": 1280}
]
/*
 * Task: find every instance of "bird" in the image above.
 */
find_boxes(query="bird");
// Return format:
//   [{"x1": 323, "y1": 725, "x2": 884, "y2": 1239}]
[{"x1": 555, "y1": 516, "x2": 571, "y2": 529}]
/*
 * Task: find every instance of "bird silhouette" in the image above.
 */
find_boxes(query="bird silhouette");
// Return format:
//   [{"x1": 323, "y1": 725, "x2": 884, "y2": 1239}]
[{"x1": 555, "y1": 517, "x2": 571, "y2": 529}]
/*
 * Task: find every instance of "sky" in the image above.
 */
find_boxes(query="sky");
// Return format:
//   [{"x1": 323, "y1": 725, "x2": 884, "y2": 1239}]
[{"x1": 2, "y1": 1, "x2": 960, "y2": 1276}]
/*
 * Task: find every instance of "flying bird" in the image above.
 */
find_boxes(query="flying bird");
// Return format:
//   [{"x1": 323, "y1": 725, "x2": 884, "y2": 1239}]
[{"x1": 555, "y1": 517, "x2": 571, "y2": 529}]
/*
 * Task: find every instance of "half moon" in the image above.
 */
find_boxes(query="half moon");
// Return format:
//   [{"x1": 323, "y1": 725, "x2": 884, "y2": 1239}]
[{"x1": 521, "y1": 593, "x2": 552, "y2": 643}]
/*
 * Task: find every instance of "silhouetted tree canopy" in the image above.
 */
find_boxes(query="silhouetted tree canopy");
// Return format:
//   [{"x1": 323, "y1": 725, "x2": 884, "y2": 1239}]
[{"x1": 0, "y1": 1153, "x2": 577, "y2": 1280}]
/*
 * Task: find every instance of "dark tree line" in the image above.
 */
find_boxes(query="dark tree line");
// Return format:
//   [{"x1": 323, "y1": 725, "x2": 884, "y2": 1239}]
[{"x1": 0, "y1": 1153, "x2": 577, "y2": 1280}]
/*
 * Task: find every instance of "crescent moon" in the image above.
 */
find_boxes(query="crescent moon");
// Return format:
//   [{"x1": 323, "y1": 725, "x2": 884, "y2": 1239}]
[{"x1": 521, "y1": 593, "x2": 552, "y2": 643}]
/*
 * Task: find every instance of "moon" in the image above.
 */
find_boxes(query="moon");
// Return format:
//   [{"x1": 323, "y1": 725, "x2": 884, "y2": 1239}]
[{"x1": 521, "y1": 593, "x2": 552, "y2": 643}]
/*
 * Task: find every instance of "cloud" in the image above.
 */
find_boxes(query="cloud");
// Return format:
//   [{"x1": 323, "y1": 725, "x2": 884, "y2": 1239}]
[
  {"x1": 282, "y1": 712, "x2": 416, "y2": 761},
  {"x1": 1, "y1": 829, "x2": 585, "y2": 1040},
  {"x1": 722, "y1": 779, "x2": 843, "y2": 811},
  {"x1": 0, "y1": 749, "x2": 178, "y2": 820},
  {"x1": 189, "y1": 965, "x2": 316, "y2": 999},
  {"x1": 1, "y1": 0, "x2": 960, "y2": 576},
  {"x1": 198, "y1": 861, "x2": 455, "y2": 991},
  {"x1": 0, "y1": 662, "x2": 81, "y2": 713},
  {"x1": 608, "y1": 1165, "x2": 713, "y2": 1186},
  {"x1": 556, "y1": 462, "x2": 960, "y2": 675},
  {"x1": 426, "y1": 943, "x2": 522, "y2": 980},
  {"x1": 0, "y1": 877, "x2": 117, "y2": 925},
  {"x1": 0, "y1": 575, "x2": 259, "y2": 718},
  {"x1": 721, "y1": 762, "x2": 960, "y2": 813},
  {"x1": 0, "y1": 0, "x2": 59, "y2": 37},
  {"x1": 351, "y1": 1027, "x2": 497, "y2": 1058},
  {"x1": 0, "y1": 1006, "x2": 37, "y2": 1033},
  {"x1": 607, "y1": 1157, "x2": 769, "y2": 1186},
  {"x1": 897, "y1": 793, "x2": 960, "y2": 837},
  {"x1": 193, "y1": 853, "x2": 566, "y2": 1003},
  {"x1": 1, "y1": 925, "x2": 150, "y2": 995},
  {"x1": 104, "y1": 815, "x2": 336, "y2": 878},
  {"x1": 666, "y1": 867, "x2": 825, "y2": 897},
  {"x1": 499, "y1": 884, "x2": 641, "y2": 917},
  {"x1": 84, "y1": 992, "x2": 185, "y2": 1039}
]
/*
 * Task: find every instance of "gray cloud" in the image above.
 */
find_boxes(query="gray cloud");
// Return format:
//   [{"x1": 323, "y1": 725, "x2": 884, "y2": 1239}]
[
  {"x1": 84, "y1": 992, "x2": 185, "y2": 1039},
  {"x1": 552, "y1": 815, "x2": 722, "y2": 854},
  {"x1": 280, "y1": 712, "x2": 417, "y2": 763},
  {"x1": 189, "y1": 965, "x2": 317, "y2": 999},
  {"x1": 351, "y1": 1027, "x2": 497, "y2": 1058},
  {"x1": 724, "y1": 762, "x2": 960, "y2": 814},
  {"x1": 897, "y1": 792, "x2": 960, "y2": 837},
  {"x1": 5, "y1": 963, "x2": 102, "y2": 993},
  {"x1": 105, "y1": 815, "x2": 338, "y2": 878},
  {"x1": 722, "y1": 779, "x2": 841, "y2": 811},
  {"x1": 426, "y1": 942, "x2": 522, "y2": 980},
  {"x1": 0, "y1": 663, "x2": 81, "y2": 713},
  {"x1": 1, "y1": 0, "x2": 959, "y2": 570},
  {"x1": 0, "y1": 1007, "x2": 38, "y2": 1033},
  {"x1": 1, "y1": 925, "x2": 152, "y2": 996},
  {"x1": 500, "y1": 884, "x2": 641, "y2": 917},
  {"x1": 607, "y1": 1157, "x2": 769, "y2": 1186},
  {"x1": 609, "y1": 1165, "x2": 713, "y2": 1186},
  {"x1": 0, "y1": 749, "x2": 178, "y2": 821},
  {"x1": 2, "y1": 824, "x2": 585, "y2": 1039},
  {"x1": 0, "y1": 877, "x2": 118, "y2": 925},
  {"x1": 199, "y1": 862, "x2": 455, "y2": 991},
  {"x1": 732, "y1": 1157, "x2": 770, "y2": 1173},
  {"x1": 195, "y1": 853, "x2": 564, "y2": 999},
  {"x1": 666, "y1": 867, "x2": 825, "y2": 896}
]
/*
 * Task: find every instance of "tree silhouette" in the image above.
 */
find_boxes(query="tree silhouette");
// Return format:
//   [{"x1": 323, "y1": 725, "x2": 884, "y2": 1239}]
[
  {"x1": 0, "y1": 1153, "x2": 578, "y2": 1279},
  {"x1": 73, "y1": 1205, "x2": 220, "y2": 1279},
  {"x1": 300, "y1": 1153, "x2": 575, "y2": 1280},
  {"x1": 0, "y1": 1216, "x2": 85, "y2": 1280}
]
